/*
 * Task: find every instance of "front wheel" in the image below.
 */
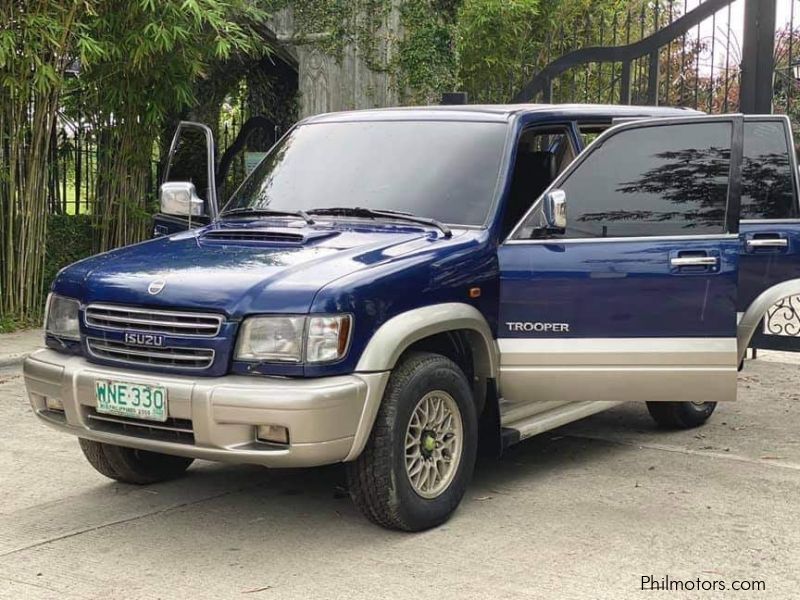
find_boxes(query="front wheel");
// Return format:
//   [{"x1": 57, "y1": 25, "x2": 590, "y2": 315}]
[
  {"x1": 646, "y1": 401, "x2": 717, "y2": 429},
  {"x1": 79, "y1": 439, "x2": 194, "y2": 484},
  {"x1": 346, "y1": 352, "x2": 478, "y2": 531}
]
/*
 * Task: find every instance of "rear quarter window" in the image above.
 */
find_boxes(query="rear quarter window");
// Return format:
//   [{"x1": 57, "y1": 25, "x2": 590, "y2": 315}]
[{"x1": 741, "y1": 121, "x2": 797, "y2": 219}]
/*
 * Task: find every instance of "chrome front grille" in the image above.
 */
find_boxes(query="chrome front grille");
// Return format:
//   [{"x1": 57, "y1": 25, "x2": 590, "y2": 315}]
[
  {"x1": 85, "y1": 304, "x2": 223, "y2": 337},
  {"x1": 86, "y1": 337, "x2": 215, "y2": 370}
]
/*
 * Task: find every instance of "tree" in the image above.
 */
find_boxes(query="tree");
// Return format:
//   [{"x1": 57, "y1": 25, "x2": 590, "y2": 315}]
[
  {"x1": 0, "y1": 1, "x2": 87, "y2": 327},
  {"x1": 0, "y1": 0, "x2": 271, "y2": 327},
  {"x1": 455, "y1": 0, "x2": 542, "y2": 103},
  {"x1": 457, "y1": 0, "x2": 640, "y2": 104},
  {"x1": 74, "y1": 0, "x2": 269, "y2": 251}
]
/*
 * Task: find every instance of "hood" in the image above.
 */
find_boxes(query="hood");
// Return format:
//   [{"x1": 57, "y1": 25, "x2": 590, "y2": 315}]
[{"x1": 54, "y1": 220, "x2": 456, "y2": 317}]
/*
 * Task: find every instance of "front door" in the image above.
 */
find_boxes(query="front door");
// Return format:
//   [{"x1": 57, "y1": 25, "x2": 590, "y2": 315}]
[
  {"x1": 152, "y1": 122, "x2": 218, "y2": 237},
  {"x1": 498, "y1": 116, "x2": 743, "y2": 415}
]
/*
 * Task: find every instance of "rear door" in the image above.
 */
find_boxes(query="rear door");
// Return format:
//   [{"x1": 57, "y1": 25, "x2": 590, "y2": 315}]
[
  {"x1": 152, "y1": 122, "x2": 218, "y2": 237},
  {"x1": 737, "y1": 116, "x2": 800, "y2": 350},
  {"x1": 498, "y1": 115, "x2": 743, "y2": 415}
]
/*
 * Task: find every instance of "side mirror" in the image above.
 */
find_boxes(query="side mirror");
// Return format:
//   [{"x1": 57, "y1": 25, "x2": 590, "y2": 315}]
[
  {"x1": 160, "y1": 182, "x2": 205, "y2": 217},
  {"x1": 542, "y1": 189, "x2": 567, "y2": 230}
]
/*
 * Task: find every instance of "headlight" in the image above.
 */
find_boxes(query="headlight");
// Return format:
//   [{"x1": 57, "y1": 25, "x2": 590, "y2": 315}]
[
  {"x1": 235, "y1": 316, "x2": 305, "y2": 362},
  {"x1": 44, "y1": 293, "x2": 81, "y2": 340},
  {"x1": 306, "y1": 315, "x2": 352, "y2": 363},
  {"x1": 235, "y1": 314, "x2": 352, "y2": 364}
]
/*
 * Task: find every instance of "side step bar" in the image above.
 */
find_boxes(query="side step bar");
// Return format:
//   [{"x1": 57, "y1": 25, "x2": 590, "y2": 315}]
[{"x1": 500, "y1": 400, "x2": 623, "y2": 448}]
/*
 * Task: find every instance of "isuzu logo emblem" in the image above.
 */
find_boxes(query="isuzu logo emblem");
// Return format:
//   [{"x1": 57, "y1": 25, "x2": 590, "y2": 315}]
[
  {"x1": 125, "y1": 332, "x2": 164, "y2": 347},
  {"x1": 147, "y1": 279, "x2": 166, "y2": 295}
]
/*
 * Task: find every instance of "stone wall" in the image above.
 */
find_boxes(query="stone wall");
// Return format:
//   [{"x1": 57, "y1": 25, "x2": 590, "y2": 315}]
[{"x1": 270, "y1": 7, "x2": 401, "y2": 118}]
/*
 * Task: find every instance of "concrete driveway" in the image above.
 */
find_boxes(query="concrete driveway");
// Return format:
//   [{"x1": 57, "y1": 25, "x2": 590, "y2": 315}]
[{"x1": 1, "y1": 355, "x2": 799, "y2": 599}]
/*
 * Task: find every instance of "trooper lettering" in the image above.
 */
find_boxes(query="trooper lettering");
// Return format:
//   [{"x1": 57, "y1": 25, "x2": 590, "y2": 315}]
[{"x1": 505, "y1": 322, "x2": 570, "y2": 333}]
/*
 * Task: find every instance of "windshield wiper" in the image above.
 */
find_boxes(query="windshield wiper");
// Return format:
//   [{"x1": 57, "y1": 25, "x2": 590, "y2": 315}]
[
  {"x1": 220, "y1": 207, "x2": 315, "y2": 225},
  {"x1": 307, "y1": 207, "x2": 451, "y2": 238}
]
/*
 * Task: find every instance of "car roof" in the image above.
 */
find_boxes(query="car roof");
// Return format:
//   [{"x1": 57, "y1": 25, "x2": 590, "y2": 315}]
[{"x1": 302, "y1": 103, "x2": 704, "y2": 125}]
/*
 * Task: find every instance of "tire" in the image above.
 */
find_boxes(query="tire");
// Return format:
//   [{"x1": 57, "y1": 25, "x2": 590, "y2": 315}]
[
  {"x1": 646, "y1": 401, "x2": 717, "y2": 429},
  {"x1": 79, "y1": 439, "x2": 194, "y2": 484},
  {"x1": 346, "y1": 352, "x2": 478, "y2": 531}
]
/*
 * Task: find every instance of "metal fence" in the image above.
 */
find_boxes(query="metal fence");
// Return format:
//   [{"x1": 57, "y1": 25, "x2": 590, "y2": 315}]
[
  {"x1": 516, "y1": 0, "x2": 800, "y2": 125},
  {"x1": 46, "y1": 100, "x2": 256, "y2": 216},
  {"x1": 46, "y1": 121, "x2": 161, "y2": 216}
]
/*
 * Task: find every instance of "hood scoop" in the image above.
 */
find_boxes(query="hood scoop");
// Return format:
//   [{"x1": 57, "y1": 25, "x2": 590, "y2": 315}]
[{"x1": 202, "y1": 228, "x2": 339, "y2": 245}]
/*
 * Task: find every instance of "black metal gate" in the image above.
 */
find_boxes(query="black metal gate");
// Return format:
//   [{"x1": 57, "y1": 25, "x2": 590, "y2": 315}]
[{"x1": 514, "y1": 0, "x2": 795, "y2": 120}]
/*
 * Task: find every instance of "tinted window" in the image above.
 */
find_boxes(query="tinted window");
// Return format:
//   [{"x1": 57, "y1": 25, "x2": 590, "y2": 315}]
[
  {"x1": 741, "y1": 121, "x2": 796, "y2": 219},
  {"x1": 223, "y1": 121, "x2": 508, "y2": 226},
  {"x1": 516, "y1": 122, "x2": 732, "y2": 239}
]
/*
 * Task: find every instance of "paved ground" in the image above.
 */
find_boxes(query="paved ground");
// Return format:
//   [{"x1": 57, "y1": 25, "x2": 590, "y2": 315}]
[
  {"x1": 0, "y1": 329, "x2": 41, "y2": 367},
  {"x1": 1, "y1": 352, "x2": 799, "y2": 599}
]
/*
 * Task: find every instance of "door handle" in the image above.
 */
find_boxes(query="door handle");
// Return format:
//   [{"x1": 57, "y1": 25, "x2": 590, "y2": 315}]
[
  {"x1": 746, "y1": 238, "x2": 788, "y2": 249},
  {"x1": 670, "y1": 256, "x2": 719, "y2": 267}
]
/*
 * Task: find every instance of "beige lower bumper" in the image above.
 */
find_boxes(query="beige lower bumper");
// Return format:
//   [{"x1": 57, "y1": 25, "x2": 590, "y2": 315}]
[{"x1": 23, "y1": 349, "x2": 389, "y2": 468}]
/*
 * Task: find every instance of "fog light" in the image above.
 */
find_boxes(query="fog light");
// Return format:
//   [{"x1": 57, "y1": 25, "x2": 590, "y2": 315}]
[
  {"x1": 45, "y1": 397, "x2": 64, "y2": 412},
  {"x1": 257, "y1": 425, "x2": 289, "y2": 444}
]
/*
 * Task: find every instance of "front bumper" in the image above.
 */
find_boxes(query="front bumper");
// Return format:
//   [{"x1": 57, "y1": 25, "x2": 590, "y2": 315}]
[{"x1": 23, "y1": 349, "x2": 388, "y2": 468}]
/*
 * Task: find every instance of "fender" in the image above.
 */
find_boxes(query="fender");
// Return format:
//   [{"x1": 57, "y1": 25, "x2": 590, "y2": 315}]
[
  {"x1": 355, "y1": 303, "x2": 498, "y2": 376},
  {"x1": 737, "y1": 278, "x2": 800, "y2": 365},
  {"x1": 345, "y1": 303, "x2": 498, "y2": 461}
]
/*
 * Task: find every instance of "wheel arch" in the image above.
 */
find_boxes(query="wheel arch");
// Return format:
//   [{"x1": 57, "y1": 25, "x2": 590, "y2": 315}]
[
  {"x1": 737, "y1": 278, "x2": 800, "y2": 365},
  {"x1": 345, "y1": 303, "x2": 498, "y2": 461},
  {"x1": 355, "y1": 303, "x2": 498, "y2": 377}
]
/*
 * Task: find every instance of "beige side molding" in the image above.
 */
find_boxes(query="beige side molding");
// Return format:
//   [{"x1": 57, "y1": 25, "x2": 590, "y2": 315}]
[
  {"x1": 737, "y1": 278, "x2": 800, "y2": 365},
  {"x1": 345, "y1": 303, "x2": 498, "y2": 461}
]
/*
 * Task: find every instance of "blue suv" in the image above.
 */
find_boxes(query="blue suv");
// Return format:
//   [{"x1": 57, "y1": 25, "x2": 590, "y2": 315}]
[{"x1": 24, "y1": 104, "x2": 800, "y2": 531}]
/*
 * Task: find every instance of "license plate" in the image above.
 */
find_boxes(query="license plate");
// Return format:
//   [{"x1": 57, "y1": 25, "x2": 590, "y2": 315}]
[{"x1": 95, "y1": 380, "x2": 168, "y2": 422}]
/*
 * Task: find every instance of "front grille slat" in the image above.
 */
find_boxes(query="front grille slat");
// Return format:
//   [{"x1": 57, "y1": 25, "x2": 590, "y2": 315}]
[
  {"x1": 85, "y1": 304, "x2": 222, "y2": 337},
  {"x1": 87, "y1": 313, "x2": 219, "y2": 332},
  {"x1": 87, "y1": 338, "x2": 215, "y2": 370}
]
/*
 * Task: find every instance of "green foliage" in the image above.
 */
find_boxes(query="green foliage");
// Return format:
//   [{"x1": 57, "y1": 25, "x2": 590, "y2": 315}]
[
  {"x1": 265, "y1": 0, "x2": 460, "y2": 105},
  {"x1": 1, "y1": 0, "x2": 273, "y2": 328},
  {"x1": 2, "y1": 214, "x2": 98, "y2": 331},
  {"x1": 0, "y1": 313, "x2": 34, "y2": 333},
  {"x1": 71, "y1": 0, "x2": 271, "y2": 251},
  {"x1": 397, "y1": 0, "x2": 459, "y2": 104},
  {"x1": 280, "y1": 0, "x2": 355, "y2": 57},
  {"x1": 75, "y1": 0, "x2": 270, "y2": 128},
  {"x1": 44, "y1": 215, "x2": 96, "y2": 295},
  {"x1": 274, "y1": 0, "x2": 636, "y2": 105},
  {"x1": 0, "y1": 1, "x2": 85, "y2": 325},
  {"x1": 455, "y1": 0, "x2": 542, "y2": 103},
  {"x1": 455, "y1": 0, "x2": 637, "y2": 103},
  {"x1": 274, "y1": 0, "x2": 395, "y2": 71}
]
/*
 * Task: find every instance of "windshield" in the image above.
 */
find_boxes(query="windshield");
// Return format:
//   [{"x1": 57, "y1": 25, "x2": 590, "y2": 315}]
[{"x1": 222, "y1": 120, "x2": 509, "y2": 226}]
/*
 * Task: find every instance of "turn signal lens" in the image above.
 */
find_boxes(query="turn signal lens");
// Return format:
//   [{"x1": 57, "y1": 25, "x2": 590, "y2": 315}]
[{"x1": 305, "y1": 315, "x2": 352, "y2": 363}]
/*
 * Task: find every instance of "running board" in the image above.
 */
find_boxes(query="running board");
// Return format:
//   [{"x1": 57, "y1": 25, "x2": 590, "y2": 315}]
[{"x1": 501, "y1": 400, "x2": 623, "y2": 446}]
